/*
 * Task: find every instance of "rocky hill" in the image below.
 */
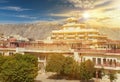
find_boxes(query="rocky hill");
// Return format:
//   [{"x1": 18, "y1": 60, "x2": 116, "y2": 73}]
[
  {"x1": 98, "y1": 27, "x2": 120, "y2": 40},
  {"x1": 0, "y1": 21, "x2": 120, "y2": 40},
  {"x1": 0, "y1": 22, "x2": 61, "y2": 40}
]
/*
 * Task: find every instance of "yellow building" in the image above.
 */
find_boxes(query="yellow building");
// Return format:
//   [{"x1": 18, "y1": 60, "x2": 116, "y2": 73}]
[{"x1": 51, "y1": 17, "x2": 108, "y2": 50}]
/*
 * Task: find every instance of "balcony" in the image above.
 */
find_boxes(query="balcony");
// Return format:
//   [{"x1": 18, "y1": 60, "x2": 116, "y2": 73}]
[
  {"x1": 66, "y1": 35, "x2": 75, "y2": 37},
  {"x1": 88, "y1": 35, "x2": 98, "y2": 37},
  {"x1": 78, "y1": 35, "x2": 84, "y2": 37},
  {"x1": 58, "y1": 35, "x2": 64, "y2": 37},
  {"x1": 95, "y1": 65, "x2": 120, "y2": 70},
  {"x1": 76, "y1": 49, "x2": 120, "y2": 54}
]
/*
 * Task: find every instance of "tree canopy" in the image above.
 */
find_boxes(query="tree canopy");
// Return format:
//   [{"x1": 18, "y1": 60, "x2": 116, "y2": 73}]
[
  {"x1": 0, "y1": 54, "x2": 38, "y2": 82},
  {"x1": 46, "y1": 54, "x2": 65, "y2": 74},
  {"x1": 108, "y1": 71, "x2": 117, "y2": 82},
  {"x1": 79, "y1": 59, "x2": 95, "y2": 81},
  {"x1": 46, "y1": 54, "x2": 95, "y2": 81}
]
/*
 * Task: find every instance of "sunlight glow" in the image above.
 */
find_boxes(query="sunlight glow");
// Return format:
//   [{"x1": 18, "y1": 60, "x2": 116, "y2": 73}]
[{"x1": 82, "y1": 12, "x2": 90, "y2": 19}]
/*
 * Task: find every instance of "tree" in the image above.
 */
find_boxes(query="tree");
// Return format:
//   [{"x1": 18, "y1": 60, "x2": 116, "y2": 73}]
[
  {"x1": 0, "y1": 54, "x2": 38, "y2": 82},
  {"x1": 46, "y1": 55, "x2": 95, "y2": 81},
  {"x1": 63, "y1": 57, "x2": 74, "y2": 75},
  {"x1": 46, "y1": 54, "x2": 65, "y2": 74},
  {"x1": 85, "y1": 59, "x2": 95, "y2": 78},
  {"x1": 79, "y1": 59, "x2": 95, "y2": 82},
  {"x1": 46, "y1": 54, "x2": 80, "y2": 79},
  {"x1": 108, "y1": 71, "x2": 117, "y2": 82},
  {"x1": 62, "y1": 56, "x2": 80, "y2": 79},
  {"x1": 71, "y1": 61, "x2": 80, "y2": 79},
  {"x1": 0, "y1": 55, "x2": 7, "y2": 81}
]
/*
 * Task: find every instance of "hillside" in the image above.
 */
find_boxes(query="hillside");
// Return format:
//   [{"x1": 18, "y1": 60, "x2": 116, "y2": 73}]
[
  {"x1": 98, "y1": 27, "x2": 120, "y2": 40},
  {"x1": 0, "y1": 22, "x2": 60, "y2": 40},
  {"x1": 0, "y1": 22, "x2": 120, "y2": 40}
]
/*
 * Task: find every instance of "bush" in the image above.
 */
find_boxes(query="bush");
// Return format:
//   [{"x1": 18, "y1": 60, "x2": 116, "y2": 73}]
[
  {"x1": 0, "y1": 54, "x2": 38, "y2": 82},
  {"x1": 46, "y1": 54, "x2": 95, "y2": 81},
  {"x1": 79, "y1": 59, "x2": 95, "y2": 81},
  {"x1": 46, "y1": 54, "x2": 65, "y2": 74}
]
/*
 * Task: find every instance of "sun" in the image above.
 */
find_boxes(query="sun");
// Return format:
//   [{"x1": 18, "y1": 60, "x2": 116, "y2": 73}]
[{"x1": 82, "y1": 12, "x2": 90, "y2": 19}]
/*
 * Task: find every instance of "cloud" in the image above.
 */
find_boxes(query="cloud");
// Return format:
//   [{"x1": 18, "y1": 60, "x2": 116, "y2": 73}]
[
  {"x1": 50, "y1": 13, "x2": 71, "y2": 17},
  {"x1": 50, "y1": 9, "x2": 84, "y2": 17},
  {"x1": 0, "y1": 13, "x2": 37, "y2": 20},
  {"x1": 66, "y1": 0, "x2": 113, "y2": 9},
  {"x1": 94, "y1": 0, "x2": 112, "y2": 8},
  {"x1": 0, "y1": 6, "x2": 31, "y2": 11},
  {"x1": 96, "y1": 17, "x2": 111, "y2": 22},
  {"x1": 49, "y1": 0, "x2": 116, "y2": 18},
  {"x1": 15, "y1": 15, "x2": 37, "y2": 19},
  {"x1": 66, "y1": 0, "x2": 96, "y2": 9},
  {"x1": 49, "y1": 0, "x2": 120, "y2": 28}
]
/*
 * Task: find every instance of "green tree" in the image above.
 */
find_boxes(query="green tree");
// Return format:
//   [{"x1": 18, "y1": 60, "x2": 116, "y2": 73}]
[
  {"x1": 0, "y1": 54, "x2": 38, "y2": 82},
  {"x1": 46, "y1": 55, "x2": 95, "y2": 80},
  {"x1": 85, "y1": 59, "x2": 95, "y2": 78},
  {"x1": 46, "y1": 55, "x2": 80, "y2": 79},
  {"x1": 62, "y1": 56, "x2": 80, "y2": 79},
  {"x1": 71, "y1": 61, "x2": 80, "y2": 79},
  {"x1": 0, "y1": 55, "x2": 7, "y2": 81},
  {"x1": 108, "y1": 71, "x2": 117, "y2": 82},
  {"x1": 46, "y1": 54, "x2": 65, "y2": 74},
  {"x1": 63, "y1": 57, "x2": 74, "y2": 75},
  {"x1": 79, "y1": 59, "x2": 95, "y2": 82}
]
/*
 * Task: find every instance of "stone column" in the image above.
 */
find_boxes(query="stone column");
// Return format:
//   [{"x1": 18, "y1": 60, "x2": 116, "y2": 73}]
[
  {"x1": 96, "y1": 58, "x2": 98, "y2": 65},
  {"x1": 73, "y1": 52, "x2": 80, "y2": 62},
  {"x1": 101, "y1": 58, "x2": 103, "y2": 65}
]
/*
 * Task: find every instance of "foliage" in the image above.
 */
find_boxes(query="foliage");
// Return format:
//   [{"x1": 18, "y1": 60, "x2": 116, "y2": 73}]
[
  {"x1": 84, "y1": 59, "x2": 95, "y2": 77},
  {"x1": 0, "y1": 54, "x2": 38, "y2": 82},
  {"x1": 46, "y1": 54, "x2": 95, "y2": 81},
  {"x1": 62, "y1": 57, "x2": 75, "y2": 75},
  {"x1": 46, "y1": 54, "x2": 65, "y2": 74},
  {"x1": 108, "y1": 71, "x2": 117, "y2": 82},
  {"x1": 46, "y1": 55, "x2": 79, "y2": 79},
  {"x1": 62, "y1": 56, "x2": 80, "y2": 79},
  {"x1": 79, "y1": 59, "x2": 95, "y2": 81}
]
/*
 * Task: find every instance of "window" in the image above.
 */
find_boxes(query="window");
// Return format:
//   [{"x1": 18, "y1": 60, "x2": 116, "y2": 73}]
[
  {"x1": 97, "y1": 58, "x2": 101, "y2": 65},
  {"x1": 93, "y1": 58, "x2": 96, "y2": 64},
  {"x1": 103, "y1": 59, "x2": 106, "y2": 64}
]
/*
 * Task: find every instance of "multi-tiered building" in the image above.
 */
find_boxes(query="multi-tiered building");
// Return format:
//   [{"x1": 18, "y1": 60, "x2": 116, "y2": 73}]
[{"x1": 51, "y1": 17, "x2": 108, "y2": 50}]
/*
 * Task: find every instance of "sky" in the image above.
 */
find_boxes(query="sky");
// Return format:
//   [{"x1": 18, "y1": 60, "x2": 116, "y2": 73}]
[
  {"x1": 0, "y1": 0, "x2": 120, "y2": 26},
  {"x1": 0, "y1": 0, "x2": 74, "y2": 23}
]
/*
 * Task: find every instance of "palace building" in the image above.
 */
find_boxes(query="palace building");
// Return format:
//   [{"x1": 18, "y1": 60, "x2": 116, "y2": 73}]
[{"x1": 0, "y1": 17, "x2": 120, "y2": 79}]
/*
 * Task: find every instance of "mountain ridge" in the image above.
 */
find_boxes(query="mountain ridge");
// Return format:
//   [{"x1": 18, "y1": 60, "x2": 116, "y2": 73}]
[{"x1": 0, "y1": 22, "x2": 120, "y2": 40}]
